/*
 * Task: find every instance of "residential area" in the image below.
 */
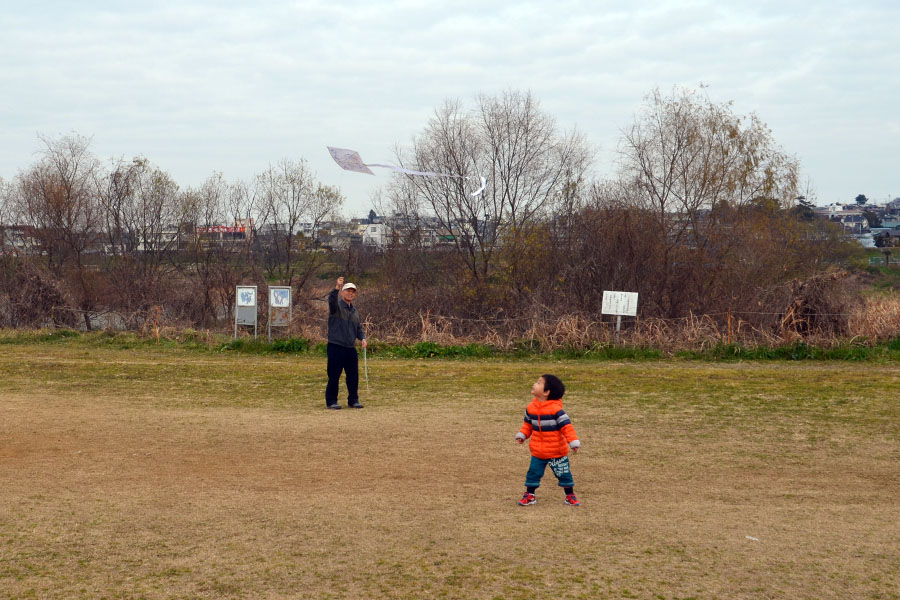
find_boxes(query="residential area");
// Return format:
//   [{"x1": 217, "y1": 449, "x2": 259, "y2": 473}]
[
  {"x1": 4, "y1": 197, "x2": 899, "y2": 259},
  {"x1": 813, "y1": 196, "x2": 900, "y2": 248},
  {"x1": 0, "y1": 212, "x2": 479, "y2": 256}
]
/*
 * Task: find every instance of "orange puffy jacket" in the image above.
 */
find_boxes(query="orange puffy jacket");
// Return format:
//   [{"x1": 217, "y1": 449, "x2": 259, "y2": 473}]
[{"x1": 518, "y1": 398, "x2": 579, "y2": 459}]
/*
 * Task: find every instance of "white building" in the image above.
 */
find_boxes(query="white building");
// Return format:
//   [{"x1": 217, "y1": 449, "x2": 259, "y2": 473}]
[{"x1": 359, "y1": 223, "x2": 388, "y2": 249}]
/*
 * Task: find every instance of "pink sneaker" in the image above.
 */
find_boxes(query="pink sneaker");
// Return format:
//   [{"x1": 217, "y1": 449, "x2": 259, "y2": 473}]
[
  {"x1": 564, "y1": 494, "x2": 580, "y2": 506},
  {"x1": 517, "y1": 493, "x2": 536, "y2": 506}
]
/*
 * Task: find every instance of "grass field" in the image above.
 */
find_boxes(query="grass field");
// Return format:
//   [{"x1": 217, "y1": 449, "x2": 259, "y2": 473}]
[{"x1": 1, "y1": 341, "x2": 898, "y2": 599}]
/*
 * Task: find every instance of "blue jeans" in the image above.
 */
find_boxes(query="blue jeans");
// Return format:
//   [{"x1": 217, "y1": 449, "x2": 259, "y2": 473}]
[{"x1": 525, "y1": 455, "x2": 574, "y2": 488}]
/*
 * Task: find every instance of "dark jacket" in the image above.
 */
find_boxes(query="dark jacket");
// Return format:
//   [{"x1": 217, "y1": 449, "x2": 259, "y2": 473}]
[{"x1": 328, "y1": 289, "x2": 365, "y2": 348}]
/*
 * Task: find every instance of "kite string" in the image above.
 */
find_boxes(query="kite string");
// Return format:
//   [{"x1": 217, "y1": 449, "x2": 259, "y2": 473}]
[
  {"x1": 365, "y1": 163, "x2": 486, "y2": 197},
  {"x1": 364, "y1": 163, "x2": 465, "y2": 179}
]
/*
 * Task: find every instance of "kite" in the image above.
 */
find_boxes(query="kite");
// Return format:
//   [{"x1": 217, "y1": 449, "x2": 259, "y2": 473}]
[{"x1": 327, "y1": 146, "x2": 486, "y2": 197}]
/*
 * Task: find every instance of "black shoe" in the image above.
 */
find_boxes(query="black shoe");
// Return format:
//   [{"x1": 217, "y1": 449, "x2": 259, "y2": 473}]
[
  {"x1": 348, "y1": 402, "x2": 364, "y2": 409},
  {"x1": 327, "y1": 404, "x2": 341, "y2": 410}
]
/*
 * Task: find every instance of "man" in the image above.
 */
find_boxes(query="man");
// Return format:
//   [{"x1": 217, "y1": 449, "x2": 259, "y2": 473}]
[{"x1": 325, "y1": 276, "x2": 367, "y2": 409}]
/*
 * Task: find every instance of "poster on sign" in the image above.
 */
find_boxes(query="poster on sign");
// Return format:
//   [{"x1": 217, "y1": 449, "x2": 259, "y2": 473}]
[
  {"x1": 237, "y1": 286, "x2": 257, "y2": 308},
  {"x1": 270, "y1": 287, "x2": 290, "y2": 308},
  {"x1": 268, "y1": 286, "x2": 292, "y2": 338},
  {"x1": 235, "y1": 285, "x2": 258, "y2": 338},
  {"x1": 602, "y1": 291, "x2": 639, "y2": 316}
]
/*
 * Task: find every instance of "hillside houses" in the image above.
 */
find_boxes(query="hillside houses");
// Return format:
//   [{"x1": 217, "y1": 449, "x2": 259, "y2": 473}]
[{"x1": 814, "y1": 200, "x2": 900, "y2": 247}]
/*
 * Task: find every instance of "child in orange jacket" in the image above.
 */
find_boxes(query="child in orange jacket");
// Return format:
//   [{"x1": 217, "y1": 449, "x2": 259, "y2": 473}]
[{"x1": 515, "y1": 374, "x2": 581, "y2": 506}]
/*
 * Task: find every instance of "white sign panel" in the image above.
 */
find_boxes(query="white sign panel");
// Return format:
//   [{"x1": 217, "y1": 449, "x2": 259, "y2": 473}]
[
  {"x1": 236, "y1": 286, "x2": 257, "y2": 307},
  {"x1": 270, "y1": 287, "x2": 290, "y2": 308},
  {"x1": 602, "y1": 291, "x2": 638, "y2": 317}
]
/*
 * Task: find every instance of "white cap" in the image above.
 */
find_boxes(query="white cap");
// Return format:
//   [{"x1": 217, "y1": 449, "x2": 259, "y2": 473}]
[{"x1": 341, "y1": 282, "x2": 357, "y2": 291}]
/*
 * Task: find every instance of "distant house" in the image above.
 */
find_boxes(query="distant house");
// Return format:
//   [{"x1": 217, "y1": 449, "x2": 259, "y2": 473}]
[
  {"x1": 813, "y1": 203, "x2": 859, "y2": 218},
  {"x1": 296, "y1": 222, "x2": 316, "y2": 238},
  {"x1": 834, "y1": 214, "x2": 868, "y2": 233},
  {"x1": 0, "y1": 225, "x2": 41, "y2": 255},
  {"x1": 320, "y1": 230, "x2": 352, "y2": 251},
  {"x1": 360, "y1": 223, "x2": 387, "y2": 249},
  {"x1": 137, "y1": 225, "x2": 182, "y2": 253},
  {"x1": 386, "y1": 214, "x2": 440, "y2": 248},
  {"x1": 195, "y1": 221, "x2": 251, "y2": 249},
  {"x1": 886, "y1": 198, "x2": 900, "y2": 216},
  {"x1": 872, "y1": 226, "x2": 900, "y2": 248},
  {"x1": 815, "y1": 204, "x2": 868, "y2": 234}
]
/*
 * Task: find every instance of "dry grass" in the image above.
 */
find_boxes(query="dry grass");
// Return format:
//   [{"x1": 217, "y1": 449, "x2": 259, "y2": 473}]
[
  {"x1": 1, "y1": 344, "x2": 898, "y2": 599},
  {"x1": 285, "y1": 290, "x2": 900, "y2": 352},
  {"x1": 851, "y1": 294, "x2": 900, "y2": 339}
]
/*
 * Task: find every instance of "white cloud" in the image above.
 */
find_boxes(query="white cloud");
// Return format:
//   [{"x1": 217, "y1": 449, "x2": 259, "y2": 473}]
[{"x1": 1, "y1": 0, "x2": 898, "y2": 211}]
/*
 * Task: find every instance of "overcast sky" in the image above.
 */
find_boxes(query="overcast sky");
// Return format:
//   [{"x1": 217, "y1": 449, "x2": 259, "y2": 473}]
[{"x1": 2, "y1": 1, "x2": 898, "y2": 217}]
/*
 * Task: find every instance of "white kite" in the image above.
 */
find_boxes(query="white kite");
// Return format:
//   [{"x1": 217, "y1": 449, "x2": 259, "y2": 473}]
[{"x1": 327, "y1": 146, "x2": 486, "y2": 197}]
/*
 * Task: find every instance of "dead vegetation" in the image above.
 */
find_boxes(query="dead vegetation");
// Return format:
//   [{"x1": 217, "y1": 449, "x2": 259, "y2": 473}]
[{"x1": 286, "y1": 272, "x2": 897, "y2": 352}]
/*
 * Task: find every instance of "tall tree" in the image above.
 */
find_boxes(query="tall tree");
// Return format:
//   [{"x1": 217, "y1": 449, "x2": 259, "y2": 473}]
[
  {"x1": 98, "y1": 157, "x2": 181, "y2": 318},
  {"x1": 791, "y1": 195, "x2": 816, "y2": 222},
  {"x1": 176, "y1": 173, "x2": 244, "y2": 327},
  {"x1": 0, "y1": 176, "x2": 10, "y2": 223},
  {"x1": 612, "y1": 87, "x2": 801, "y2": 316},
  {"x1": 255, "y1": 159, "x2": 343, "y2": 291},
  {"x1": 15, "y1": 134, "x2": 104, "y2": 328},
  {"x1": 0, "y1": 176, "x2": 12, "y2": 251},
  {"x1": 388, "y1": 90, "x2": 590, "y2": 296}
]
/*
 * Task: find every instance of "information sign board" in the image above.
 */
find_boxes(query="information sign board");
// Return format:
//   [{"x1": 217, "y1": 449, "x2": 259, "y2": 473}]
[
  {"x1": 268, "y1": 286, "x2": 292, "y2": 333},
  {"x1": 235, "y1": 285, "x2": 258, "y2": 337},
  {"x1": 602, "y1": 291, "x2": 639, "y2": 317}
]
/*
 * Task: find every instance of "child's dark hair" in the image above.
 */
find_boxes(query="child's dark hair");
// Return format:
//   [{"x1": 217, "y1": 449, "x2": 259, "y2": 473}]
[{"x1": 541, "y1": 374, "x2": 565, "y2": 400}]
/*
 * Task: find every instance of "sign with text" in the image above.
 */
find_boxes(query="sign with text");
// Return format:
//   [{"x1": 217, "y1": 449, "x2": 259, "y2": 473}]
[
  {"x1": 602, "y1": 291, "x2": 639, "y2": 317},
  {"x1": 198, "y1": 225, "x2": 246, "y2": 233}
]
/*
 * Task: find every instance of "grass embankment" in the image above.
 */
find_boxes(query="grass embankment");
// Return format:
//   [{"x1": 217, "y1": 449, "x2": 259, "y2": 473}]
[
  {"x1": 1, "y1": 339, "x2": 898, "y2": 599},
  {"x1": 4, "y1": 328, "x2": 900, "y2": 361}
]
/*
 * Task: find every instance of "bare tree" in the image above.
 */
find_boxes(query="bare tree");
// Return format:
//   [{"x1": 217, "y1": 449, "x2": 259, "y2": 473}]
[
  {"x1": 15, "y1": 134, "x2": 104, "y2": 329},
  {"x1": 255, "y1": 160, "x2": 343, "y2": 293},
  {"x1": 101, "y1": 157, "x2": 180, "y2": 255},
  {"x1": 175, "y1": 174, "x2": 246, "y2": 327},
  {"x1": 97, "y1": 157, "x2": 182, "y2": 320},
  {"x1": 620, "y1": 88, "x2": 800, "y2": 217},
  {"x1": 612, "y1": 87, "x2": 802, "y2": 316},
  {"x1": 0, "y1": 176, "x2": 10, "y2": 221},
  {"x1": 389, "y1": 91, "x2": 591, "y2": 292},
  {"x1": 0, "y1": 176, "x2": 12, "y2": 252}
]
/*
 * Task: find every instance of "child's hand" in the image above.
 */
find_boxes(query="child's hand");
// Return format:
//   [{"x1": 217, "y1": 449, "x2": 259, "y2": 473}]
[
  {"x1": 571, "y1": 446, "x2": 578, "y2": 454},
  {"x1": 516, "y1": 437, "x2": 524, "y2": 444}
]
